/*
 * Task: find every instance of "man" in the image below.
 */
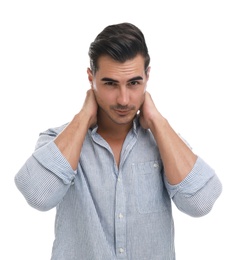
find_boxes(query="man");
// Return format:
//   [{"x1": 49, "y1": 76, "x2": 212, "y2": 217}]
[{"x1": 15, "y1": 22, "x2": 222, "y2": 260}]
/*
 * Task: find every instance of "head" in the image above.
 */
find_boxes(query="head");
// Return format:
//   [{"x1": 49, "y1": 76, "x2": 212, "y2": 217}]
[{"x1": 87, "y1": 23, "x2": 151, "y2": 127}]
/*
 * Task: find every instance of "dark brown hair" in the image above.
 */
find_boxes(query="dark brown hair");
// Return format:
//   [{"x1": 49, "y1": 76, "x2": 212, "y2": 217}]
[{"x1": 88, "y1": 22, "x2": 150, "y2": 74}]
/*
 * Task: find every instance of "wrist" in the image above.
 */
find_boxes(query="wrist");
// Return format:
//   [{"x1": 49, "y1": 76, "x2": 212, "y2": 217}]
[
  {"x1": 75, "y1": 109, "x2": 96, "y2": 129},
  {"x1": 148, "y1": 113, "x2": 168, "y2": 133}
]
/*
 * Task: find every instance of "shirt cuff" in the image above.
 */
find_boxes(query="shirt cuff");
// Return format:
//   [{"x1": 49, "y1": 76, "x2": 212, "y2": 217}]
[
  {"x1": 32, "y1": 140, "x2": 77, "y2": 185},
  {"x1": 164, "y1": 156, "x2": 216, "y2": 198}
]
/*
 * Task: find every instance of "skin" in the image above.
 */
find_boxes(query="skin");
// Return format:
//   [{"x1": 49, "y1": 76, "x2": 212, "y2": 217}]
[
  {"x1": 55, "y1": 54, "x2": 197, "y2": 185},
  {"x1": 87, "y1": 54, "x2": 149, "y2": 128},
  {"x1": 87, "y1": 55, "x2": 149, "y2": 165}
]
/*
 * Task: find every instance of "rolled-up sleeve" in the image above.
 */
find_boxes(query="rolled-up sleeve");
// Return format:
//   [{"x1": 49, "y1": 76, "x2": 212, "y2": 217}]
[
  {"x1": 164, "y1": 157, "x2": 222, "y2": 217},
  {"x1": 33, "y1": 141, "x2": 76, "y2": 185},
  {"x1": 15, "y1": 126, "x2": 76, "y2": 211}
]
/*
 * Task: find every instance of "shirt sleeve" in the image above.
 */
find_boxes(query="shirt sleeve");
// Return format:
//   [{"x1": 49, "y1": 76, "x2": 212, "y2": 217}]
[
  {"x1": 33, "y1": 141, "x2": 76, "y2": 185},
  {"x1": 14, "y1": 127, "x2": 76, "y2": 211},
  {"x1": 164, "y1": 156, "x2": 222, "y2": 217}
]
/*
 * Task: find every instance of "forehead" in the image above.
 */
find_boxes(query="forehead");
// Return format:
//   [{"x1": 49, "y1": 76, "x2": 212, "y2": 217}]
[{"x1": 95, "y1": 55, "x2": 146, "y2": 79}]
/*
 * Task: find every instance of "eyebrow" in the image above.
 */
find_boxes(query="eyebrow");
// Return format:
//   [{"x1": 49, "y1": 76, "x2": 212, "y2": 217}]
[{"x1": 101, "y1": 76, "x2": 144, "y2": 83}]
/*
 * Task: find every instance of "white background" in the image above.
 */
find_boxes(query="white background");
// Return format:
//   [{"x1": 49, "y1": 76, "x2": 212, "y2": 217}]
[{"x1": 1, "y1": 0, "x2": 235, "y2": 259}]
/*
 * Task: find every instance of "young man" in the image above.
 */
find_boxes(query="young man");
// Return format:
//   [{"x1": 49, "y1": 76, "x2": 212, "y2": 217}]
[{"x1": 15, "y1": 23, "x2": 222, "y2": 259}]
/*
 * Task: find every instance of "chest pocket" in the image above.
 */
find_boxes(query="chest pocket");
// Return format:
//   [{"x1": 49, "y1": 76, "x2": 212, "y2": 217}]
[{"x1": 132, "y1": 161, "x2": 170, "y2": 214}]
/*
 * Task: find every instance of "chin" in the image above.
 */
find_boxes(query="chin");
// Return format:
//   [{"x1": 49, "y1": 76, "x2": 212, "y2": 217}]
[{"x1": 113, "y1": 115, "x2": 136, "y2": 125}]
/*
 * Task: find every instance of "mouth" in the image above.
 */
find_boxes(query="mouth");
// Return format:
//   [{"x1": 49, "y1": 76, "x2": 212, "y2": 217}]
[{"x1": 114, "y1": 109, "x2": 131, "y2": 116}]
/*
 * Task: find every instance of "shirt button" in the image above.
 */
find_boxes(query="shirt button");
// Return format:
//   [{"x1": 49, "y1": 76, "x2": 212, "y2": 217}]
[
  {"x1": 153, "y1": 163, "x2": 158, "y2": 168},
  {"x1": 117, "y1": 177, "x2": 121, "y2": 182},
  {"x1": 119, "y1": 248, "x2": 124, "y2": 253},
  {"x1": 118, "y1": 213, "x2": 124, "y2": 219}
]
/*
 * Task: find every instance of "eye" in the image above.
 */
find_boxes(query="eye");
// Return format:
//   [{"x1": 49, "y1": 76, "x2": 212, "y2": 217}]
[
  {"x1": 128, "y1": 81, "x2": 140, "y2": 87},
  {"x1": 104, "y1": 81, "x2": 118, "y2": 87}
]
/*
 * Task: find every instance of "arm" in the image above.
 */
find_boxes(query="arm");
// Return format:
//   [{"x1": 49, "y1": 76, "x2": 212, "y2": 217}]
[
  {"x1": 15, "y1": 90, "x2": 98, "y2": 211},
  {"x1": 54, "y1": 89, "x2": 97, "y2": 170},
  {"x1": 139, "y1": 91, "x2": 197, "y2": 185},
  {"x1": 139, "y1": 92, "x2": 222, "y2": 216}
]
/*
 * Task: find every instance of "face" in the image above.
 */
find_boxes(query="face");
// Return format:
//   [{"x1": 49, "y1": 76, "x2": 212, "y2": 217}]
[{"x1": 87, "y1": 54, "x2": 150, "y2": 127}]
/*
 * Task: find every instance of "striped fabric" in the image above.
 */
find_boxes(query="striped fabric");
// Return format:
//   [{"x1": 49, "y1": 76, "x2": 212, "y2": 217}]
[{"x1": 15, "y1": 118, "x2": 222, "y2": 260}]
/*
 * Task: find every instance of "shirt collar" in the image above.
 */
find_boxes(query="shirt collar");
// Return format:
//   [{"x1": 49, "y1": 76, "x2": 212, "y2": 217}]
[{"x1": 90, "y1": 115, "x2": 140, "y2": 136}]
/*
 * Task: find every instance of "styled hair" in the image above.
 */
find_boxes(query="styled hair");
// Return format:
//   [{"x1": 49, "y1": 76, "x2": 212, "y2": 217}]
[{"x1": 88, "y1": 22, "x2": 150, "y2": 74}]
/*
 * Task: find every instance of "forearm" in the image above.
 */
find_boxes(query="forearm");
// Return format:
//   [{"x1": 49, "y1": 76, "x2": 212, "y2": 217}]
[
  {"x1": 15, "y1": 90, "x2": 97, "y2": 210},
  {"x1": 54, "y1": 111, "x2": 91, "y2": 170},
  {"x1": 149, "y1": 113, "x2": 197, "y2": 185}
]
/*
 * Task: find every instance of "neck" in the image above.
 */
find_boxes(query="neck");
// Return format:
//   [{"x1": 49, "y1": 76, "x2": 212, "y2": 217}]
[{"x1": 97, "y1": 111, "x2": 133, "y2": 140}]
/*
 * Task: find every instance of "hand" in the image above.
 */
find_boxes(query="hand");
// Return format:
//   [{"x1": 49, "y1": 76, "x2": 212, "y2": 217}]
[
  {"x1": 81, "y1": 89, "x2": 98, "y2": 128},
  {"x1": 139, "y1": 91, "x2": 159, "y2": 129}
]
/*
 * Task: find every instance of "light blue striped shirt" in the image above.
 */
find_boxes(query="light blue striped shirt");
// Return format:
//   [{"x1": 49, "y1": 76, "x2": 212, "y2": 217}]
[{"x1": 15, "y1": 118, "x2": 222, "y2": 260}]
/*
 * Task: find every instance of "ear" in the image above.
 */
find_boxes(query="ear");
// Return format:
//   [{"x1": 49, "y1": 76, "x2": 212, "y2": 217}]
[
  {"x1": 87, "y1": 68, "x2": 94, "y2": 88},
  {"x1": 146, "y1": 66, "x2": 151, "y2": 80},
  {"x1": 144, "y1": 66, "x2": 151, "y2": 92}
]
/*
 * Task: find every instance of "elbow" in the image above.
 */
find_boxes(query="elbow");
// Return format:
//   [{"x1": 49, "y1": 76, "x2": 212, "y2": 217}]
[
  {"x1": 15, "y1": 175, "x2": 56, "y2": 212},
  {"x1": 175, "y1": 177, "x2": 223, "y2": 218},
  {"x1": 178, "y1": 200, "x2": 216, "y2": 218},
  {"x1": 26, "y1": 196, "x2": 55, "y2": 212}
]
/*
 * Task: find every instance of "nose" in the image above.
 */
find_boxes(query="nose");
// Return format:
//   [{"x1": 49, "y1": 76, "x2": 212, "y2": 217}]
[{"x1": 117, "y1": 87, "x2": 129, "y2": 106}]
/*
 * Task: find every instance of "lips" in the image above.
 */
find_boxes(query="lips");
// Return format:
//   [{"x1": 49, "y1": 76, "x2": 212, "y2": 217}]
[{"x1": 114, "y1": 109, "x2": 130, "y2": 115}]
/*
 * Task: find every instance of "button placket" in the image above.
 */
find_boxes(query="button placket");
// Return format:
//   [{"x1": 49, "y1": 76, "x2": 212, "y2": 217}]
[{"x1": 115, "y1": 176, "x2": 127, "y2": 258}]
